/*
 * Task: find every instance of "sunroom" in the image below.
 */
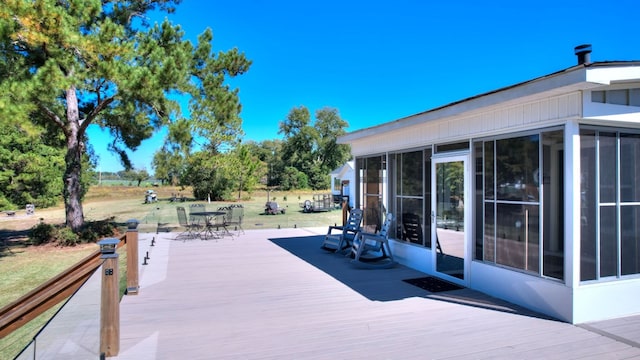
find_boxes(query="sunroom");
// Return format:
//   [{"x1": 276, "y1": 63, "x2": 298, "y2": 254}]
[{"x1": 339, "y1": 48, "x2": 640, "y2": 323}]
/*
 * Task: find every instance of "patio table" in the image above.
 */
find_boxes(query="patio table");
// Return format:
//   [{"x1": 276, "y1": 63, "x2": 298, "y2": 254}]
[{"x1": 190, "y1": 211, "x2": 226, "y2": 239}]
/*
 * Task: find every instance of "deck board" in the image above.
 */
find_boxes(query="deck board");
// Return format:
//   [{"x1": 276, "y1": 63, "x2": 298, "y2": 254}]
[{"x1": 112, "y1": 229, "x2": 640, "y2": 359}]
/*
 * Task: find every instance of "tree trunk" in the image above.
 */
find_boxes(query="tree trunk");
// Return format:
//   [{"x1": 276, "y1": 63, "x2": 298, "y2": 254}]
[{"x1": 63, "y1": 87, "x2": 85, "y2": 231}]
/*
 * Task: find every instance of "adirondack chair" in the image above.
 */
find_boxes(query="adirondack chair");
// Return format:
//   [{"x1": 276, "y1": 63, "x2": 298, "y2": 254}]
[
  {"x1": 321, "y1": 208, "x2": 363, "y2": 252},
  {"x1": 350, "y1": 213, "x2": 395, "y2": 266}
]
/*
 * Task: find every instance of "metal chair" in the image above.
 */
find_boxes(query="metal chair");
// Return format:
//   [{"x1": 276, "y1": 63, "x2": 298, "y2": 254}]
[
  {"x1": 225, "y1": 205, "x2": 245, "y2": 235},
  {"x1": 208, "y1": 206, "x2": 232, "y2": 238},
  {"x1": 176, "y1": 206, "x2": 202, "y2": 240},
  {"x1": 189, "y1": 203, "x2": 207, "y2": 225}
]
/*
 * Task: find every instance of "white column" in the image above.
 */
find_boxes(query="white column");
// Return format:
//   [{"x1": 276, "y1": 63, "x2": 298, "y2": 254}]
[{"x1": 564, "y1": 119, "x2": 581, "y2": 290}]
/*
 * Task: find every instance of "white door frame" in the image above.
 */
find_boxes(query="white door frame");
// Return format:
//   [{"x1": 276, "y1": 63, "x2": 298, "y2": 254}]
[{"x1": 431, "y1": 152, "x2": 471, "y2": 286}]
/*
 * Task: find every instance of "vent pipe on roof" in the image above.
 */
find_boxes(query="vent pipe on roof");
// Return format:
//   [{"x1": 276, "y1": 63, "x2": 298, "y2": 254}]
[{"x1": 575, "y1": 44, "x2": 592, "y2": 65}]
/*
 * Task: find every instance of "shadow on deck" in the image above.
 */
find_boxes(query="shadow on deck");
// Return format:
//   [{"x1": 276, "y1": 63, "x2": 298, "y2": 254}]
[{"x1": 270, "y1": 234, "x2": 553, "y2": 321}]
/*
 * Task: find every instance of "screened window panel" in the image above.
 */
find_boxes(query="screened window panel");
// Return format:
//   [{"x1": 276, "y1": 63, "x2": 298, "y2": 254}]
[
  {"x1": 401, "y1": 151, "x2": 423, "y2": 196},
  {"x1": 600, "y1": 206, "x2": 617, "y2": 278},
  {"x1": 542, "y1": 130, "x2": 564, "y2": 280},
  {"x1": 621, "y1": 205, "x2": 640, "y2": 276},
  {"x1": 580, "y1": 129, "x2": 597, "y2": 281},
  {"x1": 358, "y1": 156, "x2": 386, "y2": 233},
  {"x1": 393, "y1": 154, "x2": 401, "y2": 195},
  {"x1": 484, "y1": 141, "x2": 495, "y2": 200},
  {"x1": 475, "y1": 130, "x2": 562, "y2": 276},
  {"x1": 620, "y1": 134, "x2": 640, "y2": 202},
  {"x1": 390, "y1": 149, "x2": 432, "y2": 248},
  {"x1": 526, "y1": 205, "x2": 540, "y2": 274},
  {"x1": 400, "y1": 198, "x2": 424, "y2": 245},
  {"x1": 599, "y1": 132, "x2": 617, "y2": 203},
  {"x1": 424, "y1": 150, "x2": 432, "y2": 248},
  {"x1": 364, "y1": 196, "x2": 383, "y2": 232},
  {"x1": 484, "y1": 202, "x2": 495, "y2": 262},
  {"x1": 474, "y1": 142, "x2": 484, "y2": 260},
  {"x1": 495, "y1": 203, "x2": 539, "y2": 271},
  {"x1": 496, "y1": 136, "x2": 539, "y2": 202}
]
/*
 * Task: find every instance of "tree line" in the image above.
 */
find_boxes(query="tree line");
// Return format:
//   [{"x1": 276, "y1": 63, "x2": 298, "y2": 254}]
[
  {"x1": 0, "y1": 1, "x2": 351, "y2": 230},
  {"x1": 152, "y1": 105, "x2": 351, "y2": 200}
]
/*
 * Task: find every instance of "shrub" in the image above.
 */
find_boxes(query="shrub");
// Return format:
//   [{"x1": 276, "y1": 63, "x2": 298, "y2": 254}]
[
  {"x1": 29, "y1": 222, "x2": 55, "y2": 245},
  {"x1": 55, "y1": 227, "x2": 80, "y2": 246},
  {"x1": 29, "y1": 217, "x2": 118, "y2": 246},
  {"x1": 80, "y1": 217, "x2": 117, "y2": 243}
]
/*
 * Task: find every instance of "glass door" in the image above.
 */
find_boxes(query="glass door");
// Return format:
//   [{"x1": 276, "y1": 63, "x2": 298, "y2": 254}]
[{"x1": 433, "y1": 154, "x2": 469, "y2": 284}]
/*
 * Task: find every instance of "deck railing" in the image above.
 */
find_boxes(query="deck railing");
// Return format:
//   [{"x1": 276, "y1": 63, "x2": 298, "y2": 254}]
[
  {"x1": 14, "y1": 264, "x2": 103, "y2": 359},
  {"x1": 0, "y1": 229, "x2": 135, "y2": 357},
  {"x1": 0, "y1": 239, "x2": 122, "y2": 338}
]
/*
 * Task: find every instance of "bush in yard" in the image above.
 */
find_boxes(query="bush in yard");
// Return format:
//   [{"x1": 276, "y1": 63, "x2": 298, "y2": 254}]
[
  {"x1": 29, "y1": 217, "x2": 118, "y2": 246},
  {"x1": 79, "y1": 217, "x2": 118, "y2": 243},
  {"x1": 29, "y1": 222, "x2": 56, "y2": 245},
  {"x1": 55, "y1": 227, "x2": 80, "y2": 246}
]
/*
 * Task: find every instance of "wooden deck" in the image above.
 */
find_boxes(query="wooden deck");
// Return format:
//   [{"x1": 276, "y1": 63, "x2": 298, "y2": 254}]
[{"x1": 112, "y1": 228, "x2": 640, "y2": 360}]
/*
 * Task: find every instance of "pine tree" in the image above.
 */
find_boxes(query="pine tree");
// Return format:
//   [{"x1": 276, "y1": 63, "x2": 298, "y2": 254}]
[{"x1": 0, "y1": 0, "x2": 250, "y2": 230}]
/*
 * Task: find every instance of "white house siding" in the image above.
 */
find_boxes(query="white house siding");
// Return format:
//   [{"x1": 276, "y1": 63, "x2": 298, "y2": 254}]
[
  {"x1": 350, "y1": 92, "x2": 582, "y2": 156},
  {"x1": 471, "y1": 262, "x2": 573, "y2": 322},
  {"x1": 582, "y1": 92, "x2": 640, "y2": 123},
  {"x1": 574, "y1": 278, "x2": 640, "y2": 324}
]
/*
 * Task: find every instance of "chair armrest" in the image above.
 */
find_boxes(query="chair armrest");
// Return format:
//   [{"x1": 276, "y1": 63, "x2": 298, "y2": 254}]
[
  {"x1": 358, "y1": 231, "x2": 383, "y2": 240},
  {"x1": 356, "y1": 231, "x2": 387, "y2": 246},
  {"x1": 326, "y1": 225, "x2": 344, "y2": 235}
]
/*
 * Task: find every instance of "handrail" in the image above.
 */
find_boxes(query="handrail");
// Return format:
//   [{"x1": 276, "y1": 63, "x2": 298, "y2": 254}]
[{"x1": 0, "y1": 236, "x2": 126, "y2": 339}]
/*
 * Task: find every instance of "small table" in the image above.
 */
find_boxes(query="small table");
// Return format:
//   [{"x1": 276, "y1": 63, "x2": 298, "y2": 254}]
[{"x1": 190, "y1": 211, "x2": 226, "y2": 239}]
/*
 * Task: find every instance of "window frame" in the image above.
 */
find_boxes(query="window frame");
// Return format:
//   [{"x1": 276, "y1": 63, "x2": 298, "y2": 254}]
[
  {"x1": 473, "y1": 127, "x2": 565, "y2": 280},
  {"x1": 580, "y1": 126, "x2": 640, "y2": 282}
]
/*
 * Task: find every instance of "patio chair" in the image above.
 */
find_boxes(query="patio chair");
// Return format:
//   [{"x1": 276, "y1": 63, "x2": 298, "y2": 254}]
[
  {"x1": 209, "y1": 206, "x2": 233, "y2": 238},
  {"x1": 350, "y1": 213, "x2": 395, "y2": 267},
  {"x1": 321, "y1": 208, "x2": 363, "y2": 252},
  {"x1": 189, "y1": 203, "x2": 207, "y2": 224},
  {"x1": 225, "y1": 204, "x2": 245, "y2": 235},
  {"x1": 176, "y1": 206, "x2": 202, "y2": 240}
]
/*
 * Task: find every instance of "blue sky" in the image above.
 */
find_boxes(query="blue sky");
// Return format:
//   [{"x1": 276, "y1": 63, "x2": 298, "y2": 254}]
[{"x1": 88, "y1": 0, "x2": 640, "y2": 173}]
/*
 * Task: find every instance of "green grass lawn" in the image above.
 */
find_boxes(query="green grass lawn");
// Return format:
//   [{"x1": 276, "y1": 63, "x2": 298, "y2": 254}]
[{"x1": 140, "y1": 193, "x2": 345, "y2": 233}]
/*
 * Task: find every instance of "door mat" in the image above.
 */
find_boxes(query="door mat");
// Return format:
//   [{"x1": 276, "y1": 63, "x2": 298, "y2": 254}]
[{"x1": 403, "y1": 276, "x2": 464, "y2": 293}]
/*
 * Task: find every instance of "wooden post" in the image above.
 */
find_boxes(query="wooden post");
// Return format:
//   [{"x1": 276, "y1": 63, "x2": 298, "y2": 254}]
[
  {"x1": 125, "y1": 220, "x2": 139, "y2": 295},
  {"x1": 342, "y1": 200, "x2": 348, "y2": 226},
  {"x1": 100, "y1": 252, "x2": 120, "y2": 357}
]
